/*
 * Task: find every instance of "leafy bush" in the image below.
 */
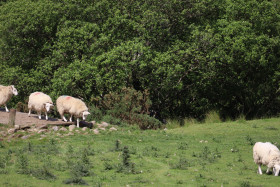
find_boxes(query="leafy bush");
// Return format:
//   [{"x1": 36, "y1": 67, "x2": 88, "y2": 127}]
[
  {"x1": 1, "y1": 0, "x2": 280, "y2": 120},
  {"x1": 92, "y1": 87, "x2": 162, "y2": 129}
]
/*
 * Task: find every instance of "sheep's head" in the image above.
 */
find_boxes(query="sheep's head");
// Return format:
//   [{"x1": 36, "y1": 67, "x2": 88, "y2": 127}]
[
  {"x1": 44, "y1": 102, "x2": 54, "y2": 112},
  {"x1": 274, "y1": 164, "x2": 280, "y2": 176},
  {"x1": 11, "y1": 85, "x2": 18, "y2": 96},
  {"x1": 82, "y1": 111, "x2": 90, "y2": 120}
]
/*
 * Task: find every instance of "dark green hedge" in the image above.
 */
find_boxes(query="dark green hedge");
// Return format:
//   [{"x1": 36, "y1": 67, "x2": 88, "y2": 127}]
[{"x1": 0, "y1": 0, "x2": 279, "y2": 120}]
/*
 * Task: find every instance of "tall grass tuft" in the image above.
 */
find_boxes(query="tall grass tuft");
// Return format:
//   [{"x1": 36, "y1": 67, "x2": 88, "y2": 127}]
[{"x1": 204, "y1": 111, "x2": 222, "y2": 124}]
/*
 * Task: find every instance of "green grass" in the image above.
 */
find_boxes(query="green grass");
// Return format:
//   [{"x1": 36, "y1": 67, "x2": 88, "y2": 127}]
[{"x1": 0, "y1": 117, "x2": 280, "y2": 186}]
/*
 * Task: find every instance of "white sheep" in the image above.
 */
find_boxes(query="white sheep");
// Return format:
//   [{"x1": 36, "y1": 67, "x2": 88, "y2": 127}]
[
  {"x1": 253, "y1": 142, "x2": 280, "y2": 176},
  {"x1": 0, "y1": 85, "x2": 18, "y2": 112},
  {"x1": 56, "y1": 95, "x2": 90, "y2": 127},
  {"x1": 28, "y1": 92, "x2": 54, "y2": 120}
]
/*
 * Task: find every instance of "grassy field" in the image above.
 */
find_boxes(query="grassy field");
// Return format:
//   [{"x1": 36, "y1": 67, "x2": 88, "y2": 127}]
[{"x1": 0, "y1": 117, "x2": 280, "y2": 186}]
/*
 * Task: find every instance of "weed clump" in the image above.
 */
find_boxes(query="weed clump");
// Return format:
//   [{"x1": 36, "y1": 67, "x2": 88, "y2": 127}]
[
  {"x1": 245, "y1": 135, "x2": 255, "y2": 145},
  {"x1": 31, "y1": 165, "x2": 57, "y2": 181},
  {"x1": 193, "y1": 146, "x2": 221, "y2": 163},
  {"x1": 117, "y1": 146, "x2": 137, "y2": 174},
  {"x1": 170, "y1": 157, "x2": 190, "y2": 170},
  {"x1": 16, "y1": 154, "x2": 29, "y2": 174}
]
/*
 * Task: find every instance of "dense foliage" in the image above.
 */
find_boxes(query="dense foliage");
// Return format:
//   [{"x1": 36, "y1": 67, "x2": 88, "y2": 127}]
[{"x1": 0, "y1": 0, "x2": 279, "y2": 120}]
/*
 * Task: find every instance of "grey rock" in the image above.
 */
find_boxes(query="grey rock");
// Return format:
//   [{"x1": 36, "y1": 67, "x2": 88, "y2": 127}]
[
  {"x1": 109, "y1": 127, "x2": 117, "y2": 131},
  {"x1": 59, "y1": 127, "x2": 67, "y2": 131},
  {"x1": 93, "y1": 129, "x2": 99, "y2": 134},
  {"x1": 100, "y1": 121, "x2": 109, "y2": 128},
  {"x1": 38, "y1": 129, "x2": 47, "y2": 134},
  {"x1": 69, "y1": 125, "x2": 76, "y2": 132},
  {"x1": 21, "y1": 135, "x2": 30, "y2": 139},
  {"x1": 8, "y1": 128, "x2": 16, "y2": 134},
  {"x1": 52, "y1": 126, "x2": 59, "y2": 131}
]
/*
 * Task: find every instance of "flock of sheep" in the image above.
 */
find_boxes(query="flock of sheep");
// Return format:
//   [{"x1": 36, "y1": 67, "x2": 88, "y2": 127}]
[
  {"x1": 0, "y1": 85, "x2": 90, "y2": 127},
  {"x1": 1, "y1": 85, "x2": 280, "y2": 176}
]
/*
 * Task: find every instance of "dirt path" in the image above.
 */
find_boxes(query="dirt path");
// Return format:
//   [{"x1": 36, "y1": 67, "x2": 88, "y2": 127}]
[{"x1": 0, "y1": 108, "x2": 73, "y2": 126}]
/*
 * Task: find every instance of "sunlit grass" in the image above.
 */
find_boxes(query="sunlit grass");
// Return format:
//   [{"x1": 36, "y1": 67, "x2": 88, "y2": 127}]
[{"x1": 0, "y1": 117, "x2": 280, "y2": 186}]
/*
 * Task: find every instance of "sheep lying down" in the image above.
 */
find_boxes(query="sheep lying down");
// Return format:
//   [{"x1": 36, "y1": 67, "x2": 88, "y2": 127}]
[
  {"x1": 28, "y1": 92, "x2": 54, "y2": 120},
  {"x1": 253, "y1": 142, "x2": 280, "y2": 176},
  {"x1": 56, "y1": 96, "x2": 90, "y2": 127},
  {"x1": 0, "y1": 85, "x2": 18, "y2": 112}
]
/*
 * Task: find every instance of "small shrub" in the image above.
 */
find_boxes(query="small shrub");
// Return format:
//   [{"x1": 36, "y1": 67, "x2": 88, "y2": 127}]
[
  {"x1": 47, "y1": 138, "x2": 59, "y2": 155},
  {"x1": 240, "y1": 181, "x2": 251, "y2": 187},
  {"x1": 104, "y1": 161, "x2": 113, "y2": 170},
  {"x1": 198, "y1": 146, "x2": 221, "y2": 163},
  {"x1": 63, "y1": 178, "x2": 88, "y2": 185},
  {"x1": 0, "y1": 169, "x2": 8, "y2": 174},
  {"x1": 16, "y1": 154, "x2": 29, "y2": 174},
  {"x1": 114, "y1": 139, "x2": 122, "y2": 151},
  {"x1": 102, "y1": 115, "x2": 126, "y2": 126},
  {"x1": 0, "y1": 141, "x2": 5, "y2": 148},
  {"x1": 122, "y1": 146, "x2": 130, "y2": 168},
  {"x1": 87, "y1": 105, "x2": 103, "y2": 121},
  {"x1": 0, "y1": 155, "x2": 7, "y2": 169},
  {"x1": 67, "y1": 145, "x2": 74, "y2": 155},
  {"x1": 31, "y1": 165, "x2": 57, "y2": 181},
  {"x1": 133, "y1": 114, "x2": 162, "y2": 130},
  {"x1": 92, "y1": 87, "x2": 163, "y2": 129},
  {"x1": 246, "y1": 135, "x2": 255, "y2": 145},
  {"x1": 84, "y1": 143, "x2": 95, "y2": 156},
  {"x1": 178, "y1": 142, "x2": 188, "y2": 150},
  {"x1": 176, "y1": 180, "x2": 183, "y2": 184},
  {"x1": 16, "y1": 101, "x2": 29, "y2": 113},
  {"x1": 118, "y1": 146, "x2": 137, "y2": 173},
  {"x1": 72, "y1": 161, "x2": 92, "y2": 177},
  {"x1": 170, "y1": 157, "x2": 190, "y2": 170}
]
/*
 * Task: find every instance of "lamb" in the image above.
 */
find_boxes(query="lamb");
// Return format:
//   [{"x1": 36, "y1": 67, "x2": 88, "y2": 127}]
[
  {"x1": 56, "y1": 95, "x2": 90, "y2": 127},
  {"x1": 28, "y1": 92, "x2": 54, "y2": 120},
  {"x1": 0, "y1": 85, "x2": 18, "y2": 112},
  {"x1": 253, "y1": 142, "x2": 280, "y2": 176}
]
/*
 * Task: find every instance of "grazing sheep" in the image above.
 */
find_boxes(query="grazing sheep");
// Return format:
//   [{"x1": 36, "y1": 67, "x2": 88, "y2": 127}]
[
  {"x1": 28, "y1": 92, "x2": 54, "y2": 120},
  {"x1": 253, "y1": 142, "x2": 280, "y2": 176},
  {"x1": 56, "y1": 96, "x2": 90, "y2": 127},
  {"x1": 0, "y1": 85, "x2": 18, "y2": 112}
]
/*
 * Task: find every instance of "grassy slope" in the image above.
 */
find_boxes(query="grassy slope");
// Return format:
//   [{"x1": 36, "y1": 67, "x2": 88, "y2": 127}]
[{"x1": 0, "y1": 118, "x2": 279, "y2": 186}]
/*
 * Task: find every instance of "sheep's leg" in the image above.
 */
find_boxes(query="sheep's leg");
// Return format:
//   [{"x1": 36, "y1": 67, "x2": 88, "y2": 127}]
[
  {"x1": 77, "y1": 118, "x2": 80, "y2": 128},
  {"x1": 273, "y1": 168, "x2": 276, "y2": 175},
  {"x1": 28, "y1": 109, "x2": 31, "y2": 117},
  {"x1": 62, "y1": 115, "x2": 67, "y2": 122},
  {"x1": 69, "y1": 115, "x2": 72, "y2": 122},
  {"x1": 38, "y1": 111, "x2": 42, "y2": 120},
  {"x1": 266, "y1": 167, "x2": 271, "y2": 174},
  {"x1": 63, "y1": 116, "x2": 67, "y2": 121},
  {"x1": 4, "y1": 105, "x2": 9, "y2": 112},
  {"x1": 45, "y1": 111, "x2": 48, "y2": 121},
  {"x1": 60, "y1": 112, "x2": 67, "y2": 122},
  {"x1": 258, "y1": 165, "x2": 263, "y2": 175}
]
